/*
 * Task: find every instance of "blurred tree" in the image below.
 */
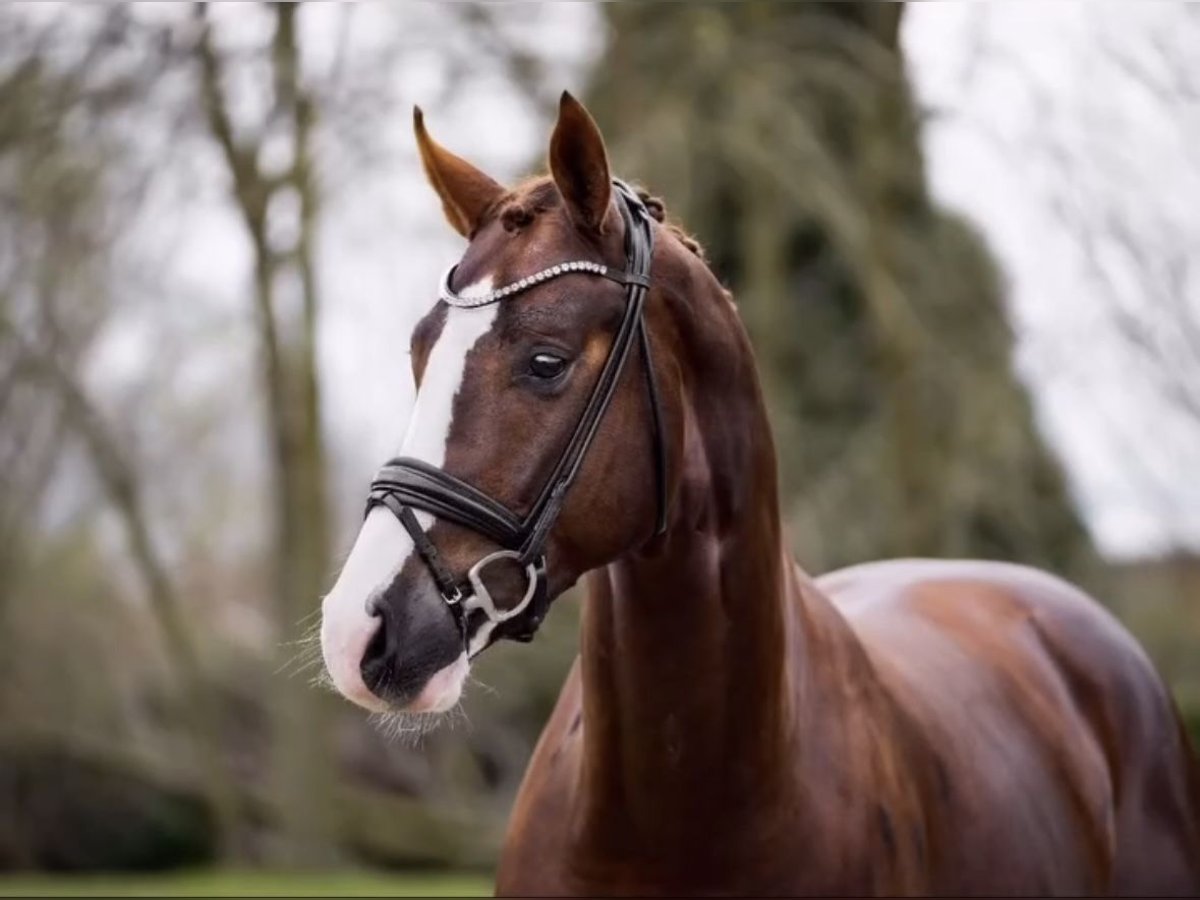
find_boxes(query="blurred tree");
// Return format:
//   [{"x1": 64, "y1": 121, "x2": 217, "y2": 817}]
[
  {"x1": 0, "y1": 10, "x2": 237, "y2": 857},
  {"x1": 587, "y1": 2, "x2": 1098, "y2": 579},
  {"x1": 0, "y1": 2, "x2": 579, "y2": 869},
  {"x1": 191, "y1": 4, "x2": 333, "y2": 862}
]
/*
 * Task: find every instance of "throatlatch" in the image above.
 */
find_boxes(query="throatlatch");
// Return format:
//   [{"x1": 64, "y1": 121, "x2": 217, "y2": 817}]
[{"x1": 365, "y1": 180, "x2": 666, "y2": 655}]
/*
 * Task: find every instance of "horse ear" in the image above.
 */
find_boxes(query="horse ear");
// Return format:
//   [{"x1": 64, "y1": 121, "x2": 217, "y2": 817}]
[
  {"x1": 549, "y1": 91, "x2": 612, "y2": 233},
  {"x1": 413, "y1": 107, "x2": 506, "y2": 238}
]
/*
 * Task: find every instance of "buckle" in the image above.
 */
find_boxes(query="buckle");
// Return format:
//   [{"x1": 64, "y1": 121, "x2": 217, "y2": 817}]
[{"x1": 463, "y1": 550, "x2": 543, "y2": 624}]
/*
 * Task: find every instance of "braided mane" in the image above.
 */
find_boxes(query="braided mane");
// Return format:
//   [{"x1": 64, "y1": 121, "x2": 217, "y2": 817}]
[{"x1": 634, "y1": 188, "x2": 706, "y2": 261}]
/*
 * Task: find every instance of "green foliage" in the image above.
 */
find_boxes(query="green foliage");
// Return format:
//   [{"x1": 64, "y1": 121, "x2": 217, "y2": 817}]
[
  {"x1": 1182, "y1": 703, "x2": 1200, "y2": 757},
  {"x1": 0, "y1": 742, "x2": 216, "y2": 872},
  {"x1": 0, "y1": 869, "x2": 491, "y2": 897}
]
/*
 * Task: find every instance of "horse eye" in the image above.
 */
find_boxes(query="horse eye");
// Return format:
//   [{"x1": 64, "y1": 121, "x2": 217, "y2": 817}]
[{"x1": 528, "y1": 352, "x2": 567, "y2": 379}]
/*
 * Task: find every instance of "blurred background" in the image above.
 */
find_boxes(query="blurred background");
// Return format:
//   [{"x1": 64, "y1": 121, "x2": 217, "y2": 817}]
[{"x1": 0, "y1": 2, "x2": 1196, "y2": 895}]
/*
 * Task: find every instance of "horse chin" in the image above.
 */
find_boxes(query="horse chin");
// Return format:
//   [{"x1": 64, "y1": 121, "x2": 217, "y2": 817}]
[
  {"x1": 405, "y1": 651, "x2": 470, "y2": 713},
  {"x1": 368, "y1": 654, "x2": 471, "y2": 742}
]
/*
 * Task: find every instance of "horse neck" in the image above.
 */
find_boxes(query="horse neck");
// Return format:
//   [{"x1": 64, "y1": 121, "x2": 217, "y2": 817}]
[{"x1": 575, "y1": 253, "x2": 870, "y2": 856}]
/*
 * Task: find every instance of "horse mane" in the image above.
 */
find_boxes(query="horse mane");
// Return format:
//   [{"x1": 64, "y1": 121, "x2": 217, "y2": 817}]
[
  {"x1": 632, "y1": 188, "x2": 707, "y2": 263},
  {"x1": 497, "y1": 177, "x2": 709, "y2": 263}
]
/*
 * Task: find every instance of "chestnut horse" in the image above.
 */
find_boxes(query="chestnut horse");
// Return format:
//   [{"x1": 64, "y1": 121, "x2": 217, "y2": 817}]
[{"x1": 320, "y1": 93, "x2": 1200, "y2": 895}]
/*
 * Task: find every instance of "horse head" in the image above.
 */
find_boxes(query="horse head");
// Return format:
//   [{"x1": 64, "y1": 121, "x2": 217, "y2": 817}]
[{"x1": 320, "y1": 93, "x2": 714, "y2": 715}]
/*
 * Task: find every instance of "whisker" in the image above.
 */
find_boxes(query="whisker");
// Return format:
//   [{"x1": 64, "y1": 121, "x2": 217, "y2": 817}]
[
  {"x1": 308, "y1": 667, "x2": 336, "y2": 693},
  {"x1": 466, "y1": 672, "x2": 498, "y2": 698},
  {"x1": 447, "y1": 701, "x2": 472, "y2": 733},
  {"x1": 294, "y1": 606, "x2": 324, "y2": 628},
  {"x1": 275, "y1": 620, "x2": 326, "y2": 679},
  {"x1": 366, "y1": 691, "x2": 474, "y2": 745}
]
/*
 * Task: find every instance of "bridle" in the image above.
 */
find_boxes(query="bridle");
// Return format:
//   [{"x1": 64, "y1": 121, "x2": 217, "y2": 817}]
[{"x1": 365, "y1": 180, "x2": 667, "y2": 654}]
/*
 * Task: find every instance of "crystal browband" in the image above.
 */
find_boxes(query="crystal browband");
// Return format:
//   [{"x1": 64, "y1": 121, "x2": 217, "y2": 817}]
[{"x1": 439, "y1": 260, "x2": 650, "y2": 309}]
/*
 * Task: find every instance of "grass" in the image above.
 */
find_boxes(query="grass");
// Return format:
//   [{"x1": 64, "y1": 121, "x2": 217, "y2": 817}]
[{"x1": 0, "y1": 868, "x2": 493, "y2": 897}]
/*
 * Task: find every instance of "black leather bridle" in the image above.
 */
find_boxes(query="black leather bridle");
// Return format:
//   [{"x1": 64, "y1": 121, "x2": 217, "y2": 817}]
[{"x1": 365, "y1": 180, "x2": 667, "y2": 654}]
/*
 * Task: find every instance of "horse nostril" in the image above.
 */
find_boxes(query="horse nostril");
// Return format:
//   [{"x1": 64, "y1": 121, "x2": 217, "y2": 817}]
[
  {"x1": 358, "y1": 587, "x2": 464, "y2": 707},
  {"x1": 361, "y1": 619, "x2": 388, "y2": 668},
  {"x1": 359, "y1": 601, "x2": 395, "y2": 698}
]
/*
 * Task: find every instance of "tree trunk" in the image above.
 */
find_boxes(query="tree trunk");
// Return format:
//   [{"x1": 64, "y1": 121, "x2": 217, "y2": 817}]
[
  {"x1": 195, "y1": 2, "x2": 334, "y2": 863},
  {"x1": 587, "y1": 1, "x2": 1098, "y2": 582},
  {"x1": 3, "y1": 334, "x2": 240, "y2": 856}
]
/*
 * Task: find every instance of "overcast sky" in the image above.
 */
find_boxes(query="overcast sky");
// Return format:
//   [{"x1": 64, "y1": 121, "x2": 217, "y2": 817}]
[{"x1": 905, "y1": 2, "x2": 1199, "y2": 557}]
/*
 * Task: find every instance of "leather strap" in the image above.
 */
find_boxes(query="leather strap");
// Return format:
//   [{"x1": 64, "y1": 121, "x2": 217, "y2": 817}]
[
  {"x1": 638, "y1": 317, "x2": 669, "y2": 537},
  {"x1": 368, "y1": 458, "x2": 523, "y2": 548},
  {"x1": 395, "y1": 504, "x2": 462, "y2": 605},
  {"x1": 365, "y1": 180, "x2": 666, "y2": 653}
]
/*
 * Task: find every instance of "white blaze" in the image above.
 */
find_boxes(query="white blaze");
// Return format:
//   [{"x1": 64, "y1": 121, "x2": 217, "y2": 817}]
[{"x1": 321, "y1": 279, "x2": 499, "y2": 711}]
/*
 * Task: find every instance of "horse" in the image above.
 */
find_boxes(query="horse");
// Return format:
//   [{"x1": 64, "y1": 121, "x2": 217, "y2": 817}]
[{"x1": 320, "y1": 92, "x2": 1200, "y2": 895}]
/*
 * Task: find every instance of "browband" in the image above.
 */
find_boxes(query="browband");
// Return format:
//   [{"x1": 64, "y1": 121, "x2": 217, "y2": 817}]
[{"x1": 439, "y1": 260, "x2": 651, "y2": 309}]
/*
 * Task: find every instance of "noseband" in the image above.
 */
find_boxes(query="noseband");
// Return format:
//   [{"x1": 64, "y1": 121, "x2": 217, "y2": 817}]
[{"x1": 365, "y1": 180, "x2": 667, "y2": 654}]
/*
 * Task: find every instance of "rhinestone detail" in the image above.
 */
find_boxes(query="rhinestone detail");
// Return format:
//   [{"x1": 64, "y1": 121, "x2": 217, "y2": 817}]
[{"x1": 440, "y1": 260, "x2": 612, "y2": 309}]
